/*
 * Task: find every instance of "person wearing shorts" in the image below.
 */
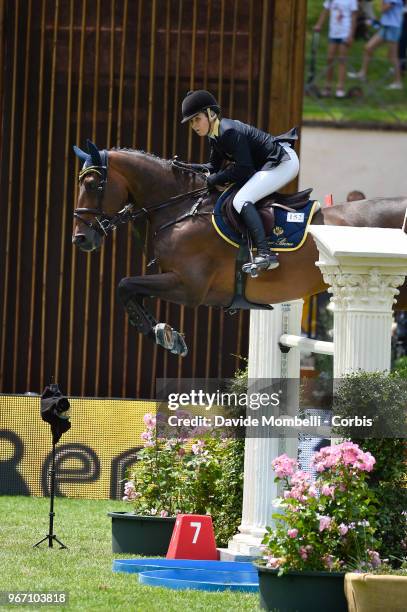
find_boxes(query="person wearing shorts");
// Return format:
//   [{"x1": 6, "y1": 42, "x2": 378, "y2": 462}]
[
  {"x1": 349, "y1": 0, "x2": 404, "y2": 89},
  {"x1": 314, "y1": 0, "x2": 358, "y2": 98}
]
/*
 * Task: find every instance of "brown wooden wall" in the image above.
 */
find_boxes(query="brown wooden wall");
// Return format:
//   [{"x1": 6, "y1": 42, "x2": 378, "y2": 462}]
[{"x1": 0, "y1": 0, "x2": 307, "y2": 399}]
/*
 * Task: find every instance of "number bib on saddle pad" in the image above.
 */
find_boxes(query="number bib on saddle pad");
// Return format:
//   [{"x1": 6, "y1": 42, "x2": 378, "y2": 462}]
[{"x1": 211, "y1": 187, "x2": 320, "y2": 252}]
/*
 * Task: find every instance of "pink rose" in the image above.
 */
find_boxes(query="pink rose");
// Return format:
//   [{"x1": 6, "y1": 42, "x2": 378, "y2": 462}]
[
  {"x1": 272, "y1": 453, "x2": 297, "y2": 478},
  {"x1": 319, "y1": 516, "x2": 332, "y2": 532},
  {"x1": 143, "y1": 413, "x2": 156, "y2": 428},
  {"x1": 338, "y1": 523, "x2": 348, "y2": 536},
  {"x1": 368, "y1": 550, "x2": 381, "y2": 568},
  {"x1": 287, "y1": 528, "x2": 298, "y2": 538},
  {"x1": 160, "y1": 510, "x2": 169, "y2": 517},
  {"x1": 299, "y1": 546, "x2": 308, "y2": 560},
  {"x1": 192, "y1": 440, "x2": 205, "y2": 455},
  {"x1": 322, "y1": 554, "x2": 334, "y2": 569},
  {"x1": 321, "y1": 484, "x2": 335, "y2": 498},
  {"x1": 291, "y1": 470, "x2": 310, "y2": 485},
  {"x1": 266, "y1": 556, "x2": 282, "y2": 569}
]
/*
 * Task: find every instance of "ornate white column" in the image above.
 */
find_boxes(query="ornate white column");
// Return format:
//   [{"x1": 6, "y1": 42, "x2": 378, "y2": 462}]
[
  {"x1": 325, "y1": 269, "x2": 405, "y2": 376},
  {"x1": 227, "y1": 301, "x2": 303, "y2": 556},
  {"x1": 309, "y1": 226, "x2": 407, "y2": 377}
]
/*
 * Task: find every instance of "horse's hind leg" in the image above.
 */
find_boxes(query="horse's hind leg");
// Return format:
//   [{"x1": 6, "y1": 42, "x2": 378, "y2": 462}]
[{"x1": 117, "y1": 272, "x2": 192, "y2": 356}]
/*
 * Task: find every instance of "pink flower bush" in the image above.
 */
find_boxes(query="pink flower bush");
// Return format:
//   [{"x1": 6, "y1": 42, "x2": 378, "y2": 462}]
[
  {"x1": 123, "y1": 413, "x2": 244, "y2": 548},
  {"x1": 262, "y1": 442, "x2": 380, "y2": 574},
  {"x1": 312, "y1": 441, "x2": 376, "y2": 474}
]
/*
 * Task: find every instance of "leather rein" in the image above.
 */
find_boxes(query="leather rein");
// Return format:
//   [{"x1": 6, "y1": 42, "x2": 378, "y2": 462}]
[{"x1": 73, "y1": 152, "x2": 210, "y2": 238}]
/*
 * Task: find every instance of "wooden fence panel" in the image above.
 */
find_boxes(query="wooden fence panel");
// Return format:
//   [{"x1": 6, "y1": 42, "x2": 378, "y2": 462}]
[{"x1": 0, "y1": 0, "x2": 306, "y2": 398}]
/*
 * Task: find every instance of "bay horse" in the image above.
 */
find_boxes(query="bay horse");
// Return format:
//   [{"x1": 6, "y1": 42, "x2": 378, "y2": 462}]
[{"x1": 72, "y1": 141, "x2": 407, "y2": 356}]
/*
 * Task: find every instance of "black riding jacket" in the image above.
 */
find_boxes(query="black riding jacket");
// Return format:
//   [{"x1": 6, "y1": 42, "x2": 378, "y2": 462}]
[{"x1": 204, "y1": 118, "x2": 298, "y2": 187}]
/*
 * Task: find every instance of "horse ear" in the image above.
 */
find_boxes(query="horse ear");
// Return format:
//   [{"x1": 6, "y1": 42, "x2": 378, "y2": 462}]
[
  {"x1": 73, "y1": 145, "x2": 88, "y2": 163},
  {"x1": 86, "y1": 139, "x2": 102, "y2": 166}
]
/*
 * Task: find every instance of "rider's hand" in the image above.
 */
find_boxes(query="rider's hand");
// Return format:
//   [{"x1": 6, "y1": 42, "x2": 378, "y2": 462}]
[{"x1": 206, "y1": 174, "x2": 219, "y2": 191}]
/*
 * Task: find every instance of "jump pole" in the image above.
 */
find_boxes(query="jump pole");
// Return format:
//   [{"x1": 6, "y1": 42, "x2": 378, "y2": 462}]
[{"x1": 225, "y1": 226, "x2": 407, "y2": 558}]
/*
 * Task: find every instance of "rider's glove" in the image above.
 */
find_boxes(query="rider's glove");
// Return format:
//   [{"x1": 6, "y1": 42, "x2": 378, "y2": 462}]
[{"x1": 206, "y1": 174, "x2": 219, "y2": 191}]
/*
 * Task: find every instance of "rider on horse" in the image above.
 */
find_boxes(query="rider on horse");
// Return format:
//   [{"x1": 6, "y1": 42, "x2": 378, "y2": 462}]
[{"x1": 181, "y1": 89, "x2": 300, "y2": 273}]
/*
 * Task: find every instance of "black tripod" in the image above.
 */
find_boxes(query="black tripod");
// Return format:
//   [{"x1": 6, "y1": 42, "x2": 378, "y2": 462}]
[{"x1": 33, "y1": 437, "x2": 67, "y2": 549}]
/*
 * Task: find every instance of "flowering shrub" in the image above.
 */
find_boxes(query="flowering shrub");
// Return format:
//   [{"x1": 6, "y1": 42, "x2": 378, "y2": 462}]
[
  {"x1": 262, "y1": 442, "x2": 381, "y2": 573},
  {"x1": 333, "y1": 371, "x2": 407, "y2": 565},
  {"x1": 123, "y1": 412, "x2": 244, "y2": 546}
]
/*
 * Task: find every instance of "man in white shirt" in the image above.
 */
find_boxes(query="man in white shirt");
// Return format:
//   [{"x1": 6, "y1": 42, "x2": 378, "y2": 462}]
[{"x1": 315, "y1": 0, "x2": 359, "y2": 98}]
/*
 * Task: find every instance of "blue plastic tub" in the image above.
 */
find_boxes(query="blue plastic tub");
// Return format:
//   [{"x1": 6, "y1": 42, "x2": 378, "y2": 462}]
[
  {"x1": 113, "y1": 558, "x2": 257, "y2": 574},
  {"x1": 138, "y1": 568, "x2": 259, "y2": 592}
]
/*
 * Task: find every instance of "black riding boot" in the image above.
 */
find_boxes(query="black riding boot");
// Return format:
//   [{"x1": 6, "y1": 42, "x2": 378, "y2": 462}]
[{"x1": 240, "y1": 201, "x2": 279, "y2": 272}]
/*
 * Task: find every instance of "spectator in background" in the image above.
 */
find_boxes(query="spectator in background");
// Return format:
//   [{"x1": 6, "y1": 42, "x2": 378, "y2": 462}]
[
  {"x1": 398, "y1": 1, "x2": 407, "y2": 74},
  {"x1": 347, "y1": 189, "x2": 366, "y2": 200},
  {"x1": 356, "y1": 0, "x2": 378, "y2": 40},
  {"x1": 314, "y1": 0, "x2": 358, "y2": 98},
  {"x1": 349, "y1": 0, "x2": 404, "y2": 89}
]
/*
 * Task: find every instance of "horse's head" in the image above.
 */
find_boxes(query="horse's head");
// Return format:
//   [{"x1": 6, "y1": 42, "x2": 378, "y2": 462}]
[{"x1": 72, "y1": 140, "x2": 130, "y2": 251}]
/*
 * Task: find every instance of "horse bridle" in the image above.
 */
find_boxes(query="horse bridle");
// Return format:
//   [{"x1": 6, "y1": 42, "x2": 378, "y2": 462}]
[
  {"x1": 74, "y1": 150, "x2": 125, "y2": 237},
  {"x1": 74, "y1": 151, "x2": 210, "y2": 237}
]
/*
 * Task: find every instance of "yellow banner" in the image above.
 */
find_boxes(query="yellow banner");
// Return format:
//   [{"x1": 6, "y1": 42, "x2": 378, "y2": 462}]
[{"x1": 0, "y1": 395, "x2": 157, "y2": 499}]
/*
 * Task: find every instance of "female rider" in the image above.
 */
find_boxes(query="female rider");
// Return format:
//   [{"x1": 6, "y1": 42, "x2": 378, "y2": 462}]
[{"x1": 181, "y1": 89, "x2": 300, "y2": 273}]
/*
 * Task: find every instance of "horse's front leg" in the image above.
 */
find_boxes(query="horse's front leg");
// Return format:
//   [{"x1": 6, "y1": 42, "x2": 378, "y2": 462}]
[{"x1": 117, "y1": 272, "x2": 198, "y2": 357}]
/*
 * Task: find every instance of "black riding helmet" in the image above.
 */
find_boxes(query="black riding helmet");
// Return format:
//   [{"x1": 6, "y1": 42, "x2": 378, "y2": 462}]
[{"x1": 181, "y1": 90, "x2": 220, "y2": 123}]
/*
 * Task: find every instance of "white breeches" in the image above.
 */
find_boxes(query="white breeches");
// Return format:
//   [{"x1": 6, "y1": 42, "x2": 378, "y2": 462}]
[{"x1": 232, "y1": 144, "x2": 300, "y2": 213}]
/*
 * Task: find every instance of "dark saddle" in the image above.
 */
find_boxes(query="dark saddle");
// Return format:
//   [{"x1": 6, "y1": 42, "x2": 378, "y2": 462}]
[{"x1": 221, "y1": 187, "x2": 313, "y2": 236}]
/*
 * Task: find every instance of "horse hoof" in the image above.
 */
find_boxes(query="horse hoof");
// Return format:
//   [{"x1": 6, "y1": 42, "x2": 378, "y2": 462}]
[
  {"x1": 154, "y1": 323, "x2": 175, "y2": 350},
  {"x1": 154, "y1": 324, "x2": 188, "y2": 356},
  {"x1": 170, "y1": 331, "x2": 188, "y2": 357}
]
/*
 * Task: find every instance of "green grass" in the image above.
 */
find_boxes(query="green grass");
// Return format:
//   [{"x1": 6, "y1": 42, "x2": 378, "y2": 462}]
[
  {"x1": 304, "y1": 0, "x2": 407, "y2": 125},
  {"x1": 0, "y1": 496, "x2": 258, "y2": 612}
]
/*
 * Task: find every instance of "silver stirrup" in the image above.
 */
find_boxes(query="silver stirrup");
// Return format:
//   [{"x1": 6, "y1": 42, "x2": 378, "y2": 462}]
[{"x1": 242, "y1": 256, "x2": 279, "y2": 278}]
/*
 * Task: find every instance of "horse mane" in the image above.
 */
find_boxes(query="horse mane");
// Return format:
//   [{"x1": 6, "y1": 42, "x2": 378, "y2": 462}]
[
  {"x1": 110, "y1": 147, "x2": 169, "y2": 166},
  {"x1": 109, "y1": 147, "x2": 204, "y2": 182}
]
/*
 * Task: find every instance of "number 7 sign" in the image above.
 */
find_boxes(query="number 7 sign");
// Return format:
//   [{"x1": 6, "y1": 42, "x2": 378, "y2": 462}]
[
  {"x1": 166, "y1": 514, "x2": 218, "y2": 560},
  {"x1": 190, "y1": 521, "x2": 201, "y2": 544}
]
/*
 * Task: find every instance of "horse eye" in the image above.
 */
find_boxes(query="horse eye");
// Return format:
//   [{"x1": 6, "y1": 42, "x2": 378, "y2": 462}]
[{"x1": 84, "y1": 179, "x2": 98, "y2": 192}]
